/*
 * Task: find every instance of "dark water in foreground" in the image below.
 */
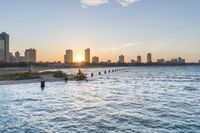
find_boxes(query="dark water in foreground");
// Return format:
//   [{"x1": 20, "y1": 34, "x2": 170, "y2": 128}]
[{"x1": 0, "y1": 66, "x2": 200, "y2": 132}]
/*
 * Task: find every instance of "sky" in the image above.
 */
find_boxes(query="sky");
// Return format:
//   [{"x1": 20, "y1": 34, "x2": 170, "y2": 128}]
[{"x1": 0, "y1": 0, "x2": 200, "y2": 62}]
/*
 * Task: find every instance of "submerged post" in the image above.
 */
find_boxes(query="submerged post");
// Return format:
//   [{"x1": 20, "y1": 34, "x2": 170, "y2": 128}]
[
  {"x1": 91, "y1": 73, "x2": 94, "y2": 77},
  {"x1": 109, "y1": 70, "x2": 110, "y2": 73},
  {"x1": 65, "y1": 77, "x2": 68, "y2": 82},
  {"x1": 99, "y1": 72, "x2": 101, "y2": 75},
  {"x1": 41, "y1": 80, "x2": 45, "y2": 88},
  {"x1": 104, "y1": 71, "x2": 106, "y2": 74}
]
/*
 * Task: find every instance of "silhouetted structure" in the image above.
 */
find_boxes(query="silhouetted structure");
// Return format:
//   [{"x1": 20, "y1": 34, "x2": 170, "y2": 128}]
[
  {"x1": 147, "y1": 53, "x2": 152, "y2": 63},
  {"x1": 9, "y1": 52, "x2": 15, "y2": 63},
  {"x1": 107, "y1": 60, "x2": 111, "y2": 64},
  {"x1": 85, "y1": 48, "x2": 90, "y2": 63},
  {"x1": 137, "y1": 55, "x2": 142, "y2": 63},
  {"x1": 64, "y1": 49, "x2": 73, "y2": 63},
  {"x1": 119, "y1": 55, "x2": 125, "y2": 63},
  {"x1": 0, "y1": 32, "x2": 9, "y2": 62},
  {"x1": 165, "y1": 57, "x2": 185, "y2": 64},
  {"x1": 25, "y1": 48, "x2": 36, "y2": 63},
  {"x1": 131, "y1": 59, "x2": 137, "y2": 64},
  {"x1": 92, "y1": 56, "x2": 99, "y2": 63},
  {"x1": 157, "y1": 59, "x2": 165, "y2": 64}
]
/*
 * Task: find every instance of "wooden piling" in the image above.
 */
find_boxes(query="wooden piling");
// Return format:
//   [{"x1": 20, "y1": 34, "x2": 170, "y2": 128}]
[{"x1": 41, "y1": 80, "x2": 45, "y2": 88}]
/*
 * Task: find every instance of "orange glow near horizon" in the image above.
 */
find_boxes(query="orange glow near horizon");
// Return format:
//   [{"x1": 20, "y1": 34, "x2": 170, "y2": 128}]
[{"x1": 75, "y1": 55, "x2": 84, "y2": 62}]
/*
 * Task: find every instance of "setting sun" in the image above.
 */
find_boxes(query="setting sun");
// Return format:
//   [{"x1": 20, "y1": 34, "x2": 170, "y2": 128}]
[{"x1": 75, "y1": 55, "x2": 84, "y2": 62}]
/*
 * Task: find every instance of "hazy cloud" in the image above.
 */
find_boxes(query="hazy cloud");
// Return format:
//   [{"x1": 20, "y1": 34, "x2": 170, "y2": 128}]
[
  {"x1": 117, "y1": 0, "x2": 140, "y2": 7},
  {"x1": 80, "y1": 0, "x2": 139, "y2": 8},
  {"x1": 103, "y1": 42, "x2": 143, "y2": 52},
  {"x1": 81, "y1": 0, "x2": 108, "y2": 8}
]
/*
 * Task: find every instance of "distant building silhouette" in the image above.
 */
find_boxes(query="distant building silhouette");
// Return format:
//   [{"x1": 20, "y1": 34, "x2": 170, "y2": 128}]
[
  {"x1": 119, "y1": 55, "x2": 125, "y2": 63},
  {"x1": 85, "y1": 48, "x2": 90, "y2": 63},
  {"x1": 0, "y1": 32, "x2": 9, "y2": 62},
  {"x1": 147, "y1": 53, "x2": 152, "y2": 63},
  {"x1": 107, "y1": 60, "x2": 112, "y2": 64},
  {"x1": 92, "y1": 56, "x2": 99, "y2": 63},
  {"x1": 15, "y1": 51, "x2": 20, "y2": 63},
  {"x1": 165, "y1": 57, "x2": 185, "y2": 64},
  {"x1": 157, "y1": 59, "x2": 165, "y2": 64},
  {"x1": 0, "y1": 40, "x2": 4, "y2": 62},
  {"x1": 131, "y1": 59, "x2": 137, "y2": 64},
  {"x1": 137, "y1": 55, "x2": 142, "y2": 63},
  {"x1": 9, "y1": 52, "x2": 15, "y2": 63},
  {"x1": 64, "y1": 49, "x2": 73, "y2": 63},
  {"x1": 15, "y1": 51, "x2": 25, "y2": 62},
  {"x1": 25, "y1": 48, "x2": 36, "y2": 63},
  {"x1": 178, "y1": 57, "x2": 185, "y2": 63}
]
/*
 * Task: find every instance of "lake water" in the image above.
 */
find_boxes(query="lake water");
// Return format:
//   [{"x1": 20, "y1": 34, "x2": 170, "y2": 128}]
[{"x1": 0, "y1": 66, "x2": 200, "y2": 132}]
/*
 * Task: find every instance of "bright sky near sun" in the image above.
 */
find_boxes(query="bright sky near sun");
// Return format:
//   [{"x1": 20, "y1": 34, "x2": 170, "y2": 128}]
[{"x1": 0, "y1": 0, "x2": 200, "y2": 62}]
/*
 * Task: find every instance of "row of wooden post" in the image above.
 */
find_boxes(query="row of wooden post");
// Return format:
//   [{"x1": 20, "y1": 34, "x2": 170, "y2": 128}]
[
  {"x1": 90, "y1": 68, "x2": 126, "y2": 77},
  {"x1": 41, "y1": 68, "x2": 127, "y2": 88}
]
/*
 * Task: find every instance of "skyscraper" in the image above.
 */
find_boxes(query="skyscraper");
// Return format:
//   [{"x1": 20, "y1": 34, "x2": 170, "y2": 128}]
[
  {"x1": 92, "y1": 56, "x2": 99, "y2": 63},
  {"x1": 25, "y1": 48, "x2": 37, "y2": 63},
  {"x1": 137, "y1": 55, "x2": 142, "y2": 63},
  {"x1": 85, "y1": 48, "x2": 90, "y2": 63},
  {"x1": 0, "y1": 32, "x2": 9, "y2": 62},
  {"x1": 0, "y1": 40, "x2": 5, "y2": 62},
  {"x1": 119, "y1": 55, "x2": 125, "y2": 63},
  {"x1": 147, "y1": 53, "x2": 152, "y2": 63},
  {"x1": 64, "y1": 49, "x2": 73, "y2": 63},
  {"x1": 15, "y1": 51, "x2": 20, "y2": 63},
  {"x1": 9, "y1": 52, "x2": 15, "y2": 63}
]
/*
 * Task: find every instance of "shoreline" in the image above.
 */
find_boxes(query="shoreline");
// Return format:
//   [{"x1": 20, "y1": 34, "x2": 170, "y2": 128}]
[
  {"x1": 0, "y1": 70, "x2": 86, "y2": 86},
  {"x1": 0, "y1": 78, "x2": 64, "y2": 86}
]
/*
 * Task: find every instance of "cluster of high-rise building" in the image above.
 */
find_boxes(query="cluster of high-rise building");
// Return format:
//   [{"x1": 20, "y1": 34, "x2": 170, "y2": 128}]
[
  {"x1": 12, "y1": 49, "x2": 37, "y2": 63},
  {"x1": 165, "y1": 57, "x2": 185, "y2": 64},
  {"x1": 126, "y1": 53, "x2": 152, "y2": 64},
  {"x1": 0, "y1": 32, "x2": 37, "y2": 63},
  {"x1": 64, "y1": 48, "x2": 100, "y2": 64},
  {"x1": 129, "y1": 53, "x2": 186, "y2": 64},
  {"x1": 63, "y1": 49, "x2": 187, "y2": 65},
  {"x1": 0, "y1": 32, "x2": 197, "y2": 65}
]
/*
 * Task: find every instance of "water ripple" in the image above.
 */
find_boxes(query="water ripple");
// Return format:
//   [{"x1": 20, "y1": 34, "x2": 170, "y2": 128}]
[{"x1": 0, "y1": 66, "x2": 200, "y2": 132}]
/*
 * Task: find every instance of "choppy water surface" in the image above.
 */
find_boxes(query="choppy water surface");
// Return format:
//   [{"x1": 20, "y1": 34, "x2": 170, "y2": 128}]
[{"x1": 0, "y1": 66, "x2": 200, "y2": 132}]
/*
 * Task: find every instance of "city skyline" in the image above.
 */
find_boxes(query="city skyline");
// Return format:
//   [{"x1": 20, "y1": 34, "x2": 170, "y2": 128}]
[
  {"x1": 1, "y1": 0, "x2": 200, "y2": 62},
  {"x1": 0, "y1": 32, "x2": 189, "y2": 64}
]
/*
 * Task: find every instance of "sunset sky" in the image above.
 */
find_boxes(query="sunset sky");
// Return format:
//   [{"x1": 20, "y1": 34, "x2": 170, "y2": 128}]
[{"x1": 0, "y1": 0, "x2": 200, "y2": 62}]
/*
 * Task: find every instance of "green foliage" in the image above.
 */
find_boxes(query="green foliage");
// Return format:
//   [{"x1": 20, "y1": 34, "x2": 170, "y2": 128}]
[
  {"x1": 0, "y1": 72, "x2": 40, "y2": 80},
  {"x1": 53, "y1": 70, "x2": 67, "y2": 78},
  {"x1": 75, "y1": 69, "x2": 87, "y2": 80}
]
